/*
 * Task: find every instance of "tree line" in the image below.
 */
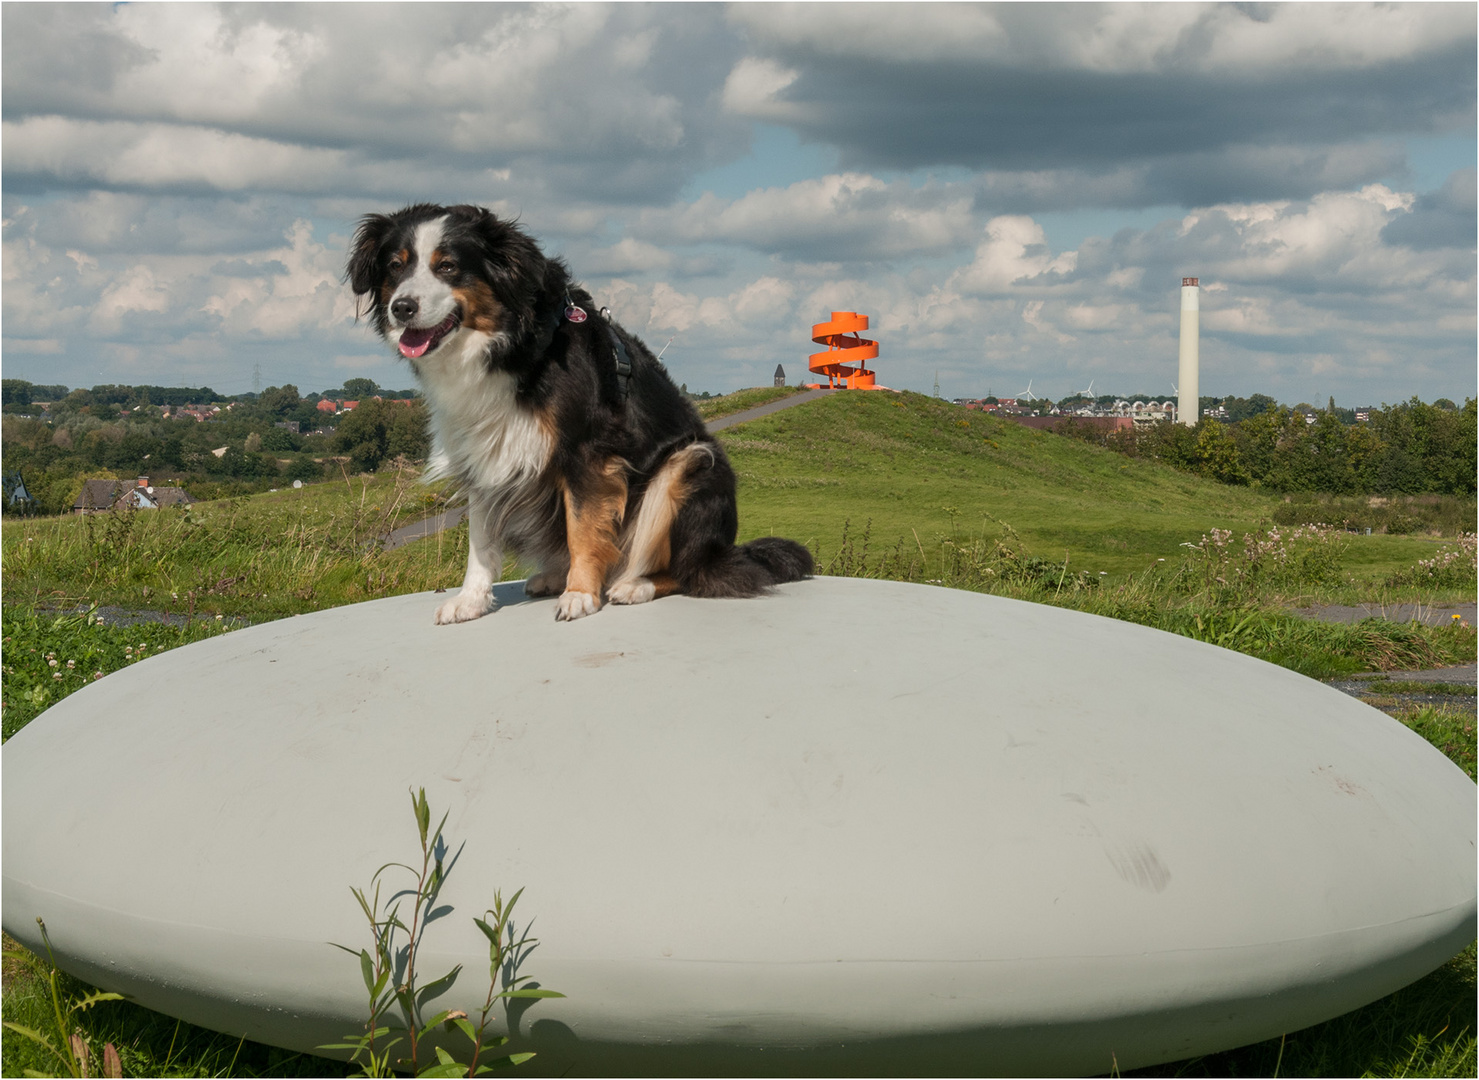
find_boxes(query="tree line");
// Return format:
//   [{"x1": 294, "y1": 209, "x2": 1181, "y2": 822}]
[
  {"x1": 1054, "y1": 397, "x2": 1476, "y2": 496},
  {"x1": 1, "y1": 379, "x2": 430, "y2": 515}
]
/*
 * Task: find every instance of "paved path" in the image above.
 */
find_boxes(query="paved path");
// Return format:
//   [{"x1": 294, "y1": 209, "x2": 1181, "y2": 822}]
[
  {"x1": 383, "y1": 504, "x2": 471, "y2": 552},
  {"x1": 1294, "y1": 601, "x2": 1475, "y2": 628},
  {"x1": 704, "y1": 387, "x2": 835, "y2": 431},
  {"x1": 382, "y1": 388, "x2": 836, "y2": 550}
]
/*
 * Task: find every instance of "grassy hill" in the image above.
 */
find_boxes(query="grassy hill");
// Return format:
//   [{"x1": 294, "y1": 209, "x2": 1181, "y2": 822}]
[
  {"x1": 719, "y1": 389, "x2": 1457, "y2": 587},
  {"x1": 1, "y1": 388, "x2": 1469, "y2": 618}
]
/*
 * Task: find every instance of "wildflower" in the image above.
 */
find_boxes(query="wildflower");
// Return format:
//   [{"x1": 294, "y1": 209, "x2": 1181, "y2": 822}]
[
  {"x1": 93, "y1": 671, "x2": 104, "y2": 680},
  {"x1": 66, "y1": 660, "x2": 75, "y2": 669},
  {"x1": 215, "y1": 614, "x2": 224, "y2": 621},
  {"x1": 125, "y1": 647, "x2": 133, "y2": 655},
  {"x1": 48, "y1": 658, "x2": 59, "y2": 668},
  {"x1": 52, "y1": 672, "x2": 62, "y2": 680}
]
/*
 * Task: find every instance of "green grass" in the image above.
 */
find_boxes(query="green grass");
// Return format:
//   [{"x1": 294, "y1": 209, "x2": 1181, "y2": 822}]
[
  {"x1": 1357, "y1": 678, "x2": 1476, "y2": 697},
  {"x1": 717, "y1": 390, "x2": 1471, "y2": 600},
  {"x1": 1393, "y1": 705, "x2": 1477, "y2": 781},
  {"x1": 1, "y1": 463, "x2": 471, "y2": 621}
]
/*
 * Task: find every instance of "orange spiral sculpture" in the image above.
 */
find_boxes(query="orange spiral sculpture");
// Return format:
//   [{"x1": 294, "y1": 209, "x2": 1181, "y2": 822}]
[{"x1": 809, "y1": 311, "x2": 878, "y2": 389}]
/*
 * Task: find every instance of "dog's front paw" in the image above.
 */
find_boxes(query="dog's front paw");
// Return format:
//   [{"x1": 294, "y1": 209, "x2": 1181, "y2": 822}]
[
  {"x1": 435, "y1": 590, "x2": 496, "y2": 624},
  {"x1": 525, "y1": 571, "x2": 567, "y2": 597},
  {"x1": 555, "y1": 590, "x2": 601, "y2": 621},
  {"x1": 607, "y1": 578, "x2": 656, "y2": 605}
]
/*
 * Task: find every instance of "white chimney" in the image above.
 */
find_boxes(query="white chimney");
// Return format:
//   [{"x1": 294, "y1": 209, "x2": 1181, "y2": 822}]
[{"x1": 1178, "y1": 277, "x2": 1199, "y2": 425}]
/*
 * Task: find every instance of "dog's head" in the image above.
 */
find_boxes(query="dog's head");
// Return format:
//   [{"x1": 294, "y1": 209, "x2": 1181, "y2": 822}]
[{"x1": 346, "y1": 204, "x2": 553, "y2": 364}]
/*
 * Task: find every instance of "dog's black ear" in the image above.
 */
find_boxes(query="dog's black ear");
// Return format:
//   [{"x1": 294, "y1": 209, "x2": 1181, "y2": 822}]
[{"x1": 346, "y1": 213, "x2": 393, "y2": 297}]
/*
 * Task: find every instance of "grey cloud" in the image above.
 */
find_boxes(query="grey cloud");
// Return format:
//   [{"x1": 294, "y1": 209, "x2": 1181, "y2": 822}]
[
  {"x1": 733, "y1": 6, "x2": 1474, "y2": 208},
  {"x1": 2, "y1": 193, "x2": 309, "y2": 256},
  {"x1": 1, "y1": 4, "x2": 748, "y2": 208},
  {"x1": 0, "y1": 4, "x2": 156, "y2": 106},
  {"x1": 1381, "y1": 170, "x2": 1478, "y2": 250}
]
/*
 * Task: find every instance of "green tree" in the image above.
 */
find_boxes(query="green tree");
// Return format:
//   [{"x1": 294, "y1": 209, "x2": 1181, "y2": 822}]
[
  {"x1": 1192, "y1": 419, "x2": 1247, "y2": 485},
  {"x1": 342, "y1": 377, "x2": 380, "y2": 399},
  {"x1": 333, "y1": 399, "x2": 429, "y2": 472},
  {"x1": 258, "y1": 384, "x2": 301, "y2": 417}
]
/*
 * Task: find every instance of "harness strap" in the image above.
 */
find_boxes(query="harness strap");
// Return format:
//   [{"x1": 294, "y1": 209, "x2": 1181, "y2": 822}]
[{"x1": 607, "y1": 325, "x2": 633, "y2": 402}]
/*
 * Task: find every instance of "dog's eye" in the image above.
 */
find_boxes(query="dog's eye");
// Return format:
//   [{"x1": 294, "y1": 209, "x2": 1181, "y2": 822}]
[
  {"x1": 436, "y1": 260, "x2": 458, "y2": 277},
  {"x1": 387, "y1": 255, "x2": 405, "y2": 272}
]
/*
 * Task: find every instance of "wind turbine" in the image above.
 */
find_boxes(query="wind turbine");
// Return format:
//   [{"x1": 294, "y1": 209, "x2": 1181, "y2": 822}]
[
  {"x1": 1078, "y1": 379, "x2": 1094, "y2": 398},
  {"x1": 1017, "y1": 379, "x2": 1036, "y2": 401}
]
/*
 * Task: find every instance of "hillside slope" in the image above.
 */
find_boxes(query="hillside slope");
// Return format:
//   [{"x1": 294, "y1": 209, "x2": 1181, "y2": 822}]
[{"x1": 719, "y1": 390, "x2": 1440, "y2": 580}]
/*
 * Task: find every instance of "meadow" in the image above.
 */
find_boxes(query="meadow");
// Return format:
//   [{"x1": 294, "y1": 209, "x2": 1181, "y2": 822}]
[{"x1": 2, "y1": 388, "x2": 1474, "y2": 1077}]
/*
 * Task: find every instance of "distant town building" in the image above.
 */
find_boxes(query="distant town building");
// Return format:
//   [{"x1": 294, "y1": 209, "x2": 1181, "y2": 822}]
[
  {"x1": 3, "y1": 472, "x2": 35, "y2": 511},
  {"x1": 774, "y1": 364, "x2": 786, "y2": 387},
  {"x1": 74, "y1": 476, "x2": 196, "y2": 515}
]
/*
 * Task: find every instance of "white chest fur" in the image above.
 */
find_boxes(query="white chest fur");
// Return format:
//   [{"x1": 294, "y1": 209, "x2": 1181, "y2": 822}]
[{"x1": 417, "y1": 331, "x2": 551, "y2": 494}]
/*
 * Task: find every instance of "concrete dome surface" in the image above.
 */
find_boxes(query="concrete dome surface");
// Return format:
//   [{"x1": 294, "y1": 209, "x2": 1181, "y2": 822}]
[{"x1": 3, "y1": 578, "x2": 1474, "y2": 1076}]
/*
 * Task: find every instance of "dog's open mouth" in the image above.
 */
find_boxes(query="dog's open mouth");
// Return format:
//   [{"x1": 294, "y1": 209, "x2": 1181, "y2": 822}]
[{"x1": 398, "y1": 311, "x2": 461, "y2": 359}]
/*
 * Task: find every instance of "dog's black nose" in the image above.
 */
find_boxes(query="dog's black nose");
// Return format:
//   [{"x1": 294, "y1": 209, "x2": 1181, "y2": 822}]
[{"x1": 390, "y1": 296, "x2": 419, "y2": 323}]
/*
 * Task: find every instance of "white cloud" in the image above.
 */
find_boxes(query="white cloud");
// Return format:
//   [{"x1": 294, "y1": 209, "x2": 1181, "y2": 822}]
[
  {"x1": 951, "y1": 216, "x2": 1079, "y2": 295},
  {"x1": 732, "y1": 3, "x2": 1473, "y2": 76},
  {"x1": 649, "y1": 173, "x2": 974, "y2": 259}
]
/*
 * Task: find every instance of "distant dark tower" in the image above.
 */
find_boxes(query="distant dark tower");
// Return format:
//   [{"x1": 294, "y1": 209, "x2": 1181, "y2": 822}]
[{"x1": 774, "y1": 364, "x2": 786, "y2": 388}]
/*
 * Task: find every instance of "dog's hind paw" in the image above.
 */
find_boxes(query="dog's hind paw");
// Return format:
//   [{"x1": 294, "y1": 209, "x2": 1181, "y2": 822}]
[
  {"x1": 435, "y1": 590, "x2": 496, "y2": 624},
  {"x1": 555, "y1": 590, "x2": 600, "y2": 621},
  {"x1": 524, "y1": 571, "x2": 567, "y2": 597},
  {"x1": 607, "y1": 579, "x2": 656, "y2": 605}
]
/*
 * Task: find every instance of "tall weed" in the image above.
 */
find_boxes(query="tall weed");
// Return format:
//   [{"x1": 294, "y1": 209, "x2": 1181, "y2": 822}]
[{"x1": 1384, "y1": 534, "x2": 1478, "y2": 592}]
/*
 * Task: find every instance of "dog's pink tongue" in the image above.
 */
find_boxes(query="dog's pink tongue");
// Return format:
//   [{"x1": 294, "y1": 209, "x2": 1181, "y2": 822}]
[{"x1": 398, "y1": 326, "x2": 437, "y2": 359}]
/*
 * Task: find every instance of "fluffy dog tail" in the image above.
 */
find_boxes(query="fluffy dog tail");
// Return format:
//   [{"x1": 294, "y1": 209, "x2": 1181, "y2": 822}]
[{"x1": 685, "y1": 536, "x2": 814, "y2": 599}]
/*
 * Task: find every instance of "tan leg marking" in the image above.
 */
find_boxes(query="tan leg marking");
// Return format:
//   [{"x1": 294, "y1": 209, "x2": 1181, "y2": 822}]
[{"x1": 556, "y1": 460, "x2": 627, "y2": 621}]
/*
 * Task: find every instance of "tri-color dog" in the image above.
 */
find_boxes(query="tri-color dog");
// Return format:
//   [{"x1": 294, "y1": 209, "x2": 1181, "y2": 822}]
[{"x1": 347, "y1": 203, "x2": 812, "y2": 623}]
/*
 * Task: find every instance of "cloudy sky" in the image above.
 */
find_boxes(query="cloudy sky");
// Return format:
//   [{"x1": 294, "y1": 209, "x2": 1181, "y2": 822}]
[{"x1": 3, "y1": 2, "x2": 1474, "y2": 405}]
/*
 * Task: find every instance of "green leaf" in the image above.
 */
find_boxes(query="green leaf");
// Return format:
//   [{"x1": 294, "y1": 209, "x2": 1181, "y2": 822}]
[
  {"x1": 481, "y1": 1051, "x2": 537, "y2": 1069},
  {"x1": 413, "y1": 788, "x2": 430, "y2": 846},
  {"x1": 417, "y1": 1061, "x2": 468, "y2": 1079},
  {"x1": 473, "y1": 917, "x2": 498, "y2": 946},
  {"x1": 360, "y1": 949, "x2": 376, "y2": 993},
  {"x1": 74, "y1": 990, "x2": 127, "y2": 1010},
  {"x1": 415, "y1": 965, "x2": 463, "y2": 1009},
  {"x1": 495, "y1": 989, "x2": 565, "y2": 1000},
  {"x1": 2, "y1": 1021, "x2": 60, "y2": 1054},
  {"x1": 446, "y1": 1017, "x2": 479, "y2": 1044}
]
